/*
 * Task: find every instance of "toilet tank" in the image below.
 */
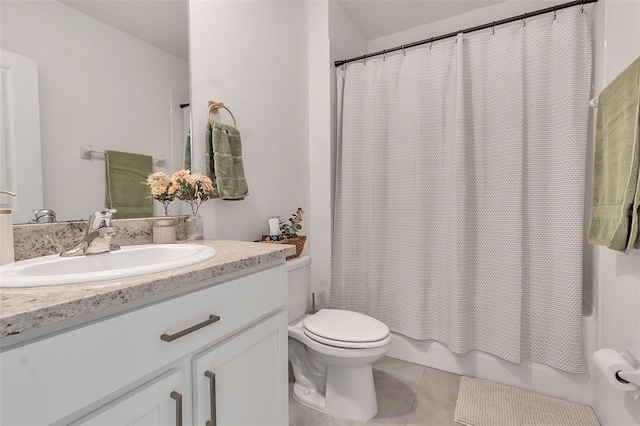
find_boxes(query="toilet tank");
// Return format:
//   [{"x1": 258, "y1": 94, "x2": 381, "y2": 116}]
[{"x1": 287, "y1": 256, "x2": 311, "y2": 323}]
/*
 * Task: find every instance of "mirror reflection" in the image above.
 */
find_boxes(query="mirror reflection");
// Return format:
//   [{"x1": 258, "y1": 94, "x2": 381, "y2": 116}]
[{"x1": 0, "y1": 0, "x2": 191, "y2": 223}]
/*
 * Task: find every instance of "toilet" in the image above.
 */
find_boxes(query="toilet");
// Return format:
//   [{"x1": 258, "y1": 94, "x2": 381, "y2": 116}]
[{"x1": 287, "y1": 256, "x2": 391, "y2": 422}]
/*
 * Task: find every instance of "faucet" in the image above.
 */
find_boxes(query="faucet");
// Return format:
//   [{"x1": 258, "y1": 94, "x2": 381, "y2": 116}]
[{"x1": 60, "y1": 209, "x2": 120, "y2": 257}]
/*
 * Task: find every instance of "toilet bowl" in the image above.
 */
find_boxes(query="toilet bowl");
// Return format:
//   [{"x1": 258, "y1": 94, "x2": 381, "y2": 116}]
[{"x1": 286, "y1": 257, "x2": 390, "y2": 422}]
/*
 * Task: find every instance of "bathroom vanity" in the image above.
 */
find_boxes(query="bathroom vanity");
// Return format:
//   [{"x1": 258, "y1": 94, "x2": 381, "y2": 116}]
[{"x1": 0, "y1": 240, "x2": 294, "y2": 425}]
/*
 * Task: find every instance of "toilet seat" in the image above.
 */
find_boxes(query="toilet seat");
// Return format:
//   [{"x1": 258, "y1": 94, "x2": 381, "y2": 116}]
[
  {"x1": 303, "y1": 328, "x2": 391, "y2": 349},
  {"x1": 302, "y1": 309, "x2": 390, "y2": 349}
]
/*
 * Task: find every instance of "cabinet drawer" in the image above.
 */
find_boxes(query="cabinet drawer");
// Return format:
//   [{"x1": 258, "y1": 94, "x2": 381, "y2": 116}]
[{"x1": 0, "y1": 264, "x2": 287, "y2": 426}]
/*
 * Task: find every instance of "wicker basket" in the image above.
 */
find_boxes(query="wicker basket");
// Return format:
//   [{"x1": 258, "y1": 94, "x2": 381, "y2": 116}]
[{"x1": 261, "y1": 235, "x2": 306, "y2": 260}]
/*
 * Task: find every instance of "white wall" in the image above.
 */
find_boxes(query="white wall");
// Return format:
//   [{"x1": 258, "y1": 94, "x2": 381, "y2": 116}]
[
  {"x1": 368, "y1": 1, "x2": 561, "y2": 53},
  {"x1": 308, "y1": 1, "x2": 333, "y2": 307},
  {"x1": 0, "y1": 1, "x2": 189, "y2": 221},
  {"x1": 188, "y1": 1, "x2": 309, "y2": 242},
  {"x1": 594, "y1": 1, "x2": 640, "y2": 424}
]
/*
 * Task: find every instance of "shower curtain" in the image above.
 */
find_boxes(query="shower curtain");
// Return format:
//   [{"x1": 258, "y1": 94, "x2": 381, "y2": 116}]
[{"x1": 330, "y1": 8, "x2": 591, "y2": 373}]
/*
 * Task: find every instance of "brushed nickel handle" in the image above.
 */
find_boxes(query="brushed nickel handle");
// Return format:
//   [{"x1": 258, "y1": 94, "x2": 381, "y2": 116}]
[
  {"x1": 170, "y1": 391, "x2": 182, "y2": 426},
  {"x1": 205, "y1": 371, "x2": 216, "y2": 426},
  {"x1": 160, "y1": 315, "x2": 220, "y2": 342}
]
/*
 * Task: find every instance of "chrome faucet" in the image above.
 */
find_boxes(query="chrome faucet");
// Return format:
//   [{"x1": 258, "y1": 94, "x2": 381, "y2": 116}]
[{"x1": 60, "y1": 209, "x2": 120, "y2": 257}]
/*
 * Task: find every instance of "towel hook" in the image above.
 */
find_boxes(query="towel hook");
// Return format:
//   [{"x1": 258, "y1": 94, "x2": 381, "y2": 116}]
[{"x1": 208, "y1": 101, "x2": 237, "y2": 127}]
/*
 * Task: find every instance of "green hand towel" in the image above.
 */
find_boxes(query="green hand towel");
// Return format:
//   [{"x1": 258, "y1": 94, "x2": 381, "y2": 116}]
[
  {"x1": 184, "y1": 131, "x2": 192, "y2": 171},
  {"x1": 206, "y1": 121, "x2": 249, "y2": 200},
  {"x1": 588, "y1": 56, "x2": 640, "y2": 252},
  {"x1": 105, "y1": 150, "x2": 154, "y2": 219}
]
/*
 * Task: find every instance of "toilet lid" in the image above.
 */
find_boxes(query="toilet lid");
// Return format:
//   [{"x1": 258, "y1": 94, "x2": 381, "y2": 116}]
[{"x1": 302, "y1": 309, "x2": 389, "y2": 344}]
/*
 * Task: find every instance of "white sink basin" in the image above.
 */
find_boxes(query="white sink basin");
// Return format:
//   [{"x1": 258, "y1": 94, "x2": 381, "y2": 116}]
[{"x1": 0, "y1": 244, "x2": 217, "y2": 288}]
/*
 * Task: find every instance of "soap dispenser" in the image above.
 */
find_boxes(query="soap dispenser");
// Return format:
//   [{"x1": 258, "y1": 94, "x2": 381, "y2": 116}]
[{"x1": 0, "y1": 191, "x2": 16, "y2": 266}]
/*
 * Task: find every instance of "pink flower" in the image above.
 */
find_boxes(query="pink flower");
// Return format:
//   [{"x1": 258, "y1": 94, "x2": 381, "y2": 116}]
[
  {"x1": 171, "y1": 169, "x2": 191, "y2": 181},
  {"x1": 147, "y1": 172, "x2": 170, "y2": 186}
]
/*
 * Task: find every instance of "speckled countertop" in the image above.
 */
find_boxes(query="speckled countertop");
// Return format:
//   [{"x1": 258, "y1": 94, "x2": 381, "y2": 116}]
[{"x1": 0, "y1": 240, "x2": 295, "y2": 338}]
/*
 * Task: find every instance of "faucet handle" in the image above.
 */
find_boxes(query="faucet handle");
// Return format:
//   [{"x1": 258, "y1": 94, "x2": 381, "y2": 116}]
[{"x1": 87, "y1": 209, "x2": 117, "y2": 232}]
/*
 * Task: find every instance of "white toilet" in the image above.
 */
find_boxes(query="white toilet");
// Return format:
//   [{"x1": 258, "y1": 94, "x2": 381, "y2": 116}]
[{"x1": 287, "y1": 256, "x2": 391, "y2": 422}]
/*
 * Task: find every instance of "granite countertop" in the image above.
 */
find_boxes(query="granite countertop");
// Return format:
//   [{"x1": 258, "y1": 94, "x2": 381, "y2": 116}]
[{"x1": 0, "y1": 240, "x2": 295, "y2": 338}]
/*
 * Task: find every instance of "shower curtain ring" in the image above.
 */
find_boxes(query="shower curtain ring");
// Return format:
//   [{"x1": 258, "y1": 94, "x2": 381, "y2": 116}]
[
  {"x1": 383, "y1": 49, "x2": 386, "y2": 61},
  {"x1": 401, "y1": 45, "x2": 406, "y2": 56},
  {"x1": 523, "y1": 13, "x2": 527, "y2": 27},
  {"x1": 430, "y1": 38, "x2": 433, "y2": 50},
  {"x1": 492, "y1": 22, "x2": 496, "y2": 35},
  {"x1": 553, "y1": 6, "x2": 557, "y2": 20}
]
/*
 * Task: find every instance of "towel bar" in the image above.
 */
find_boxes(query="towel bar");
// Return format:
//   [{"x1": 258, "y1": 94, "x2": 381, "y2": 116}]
[
  {"x1": 208, "y1": 101, "x2": 237, "y2": 127},
  {"x1": 80, "y1": 144, "x2": 167, "y2": 167}
]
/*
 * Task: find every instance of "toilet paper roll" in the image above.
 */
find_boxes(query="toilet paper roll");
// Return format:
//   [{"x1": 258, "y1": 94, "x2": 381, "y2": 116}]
[{"x1": 593, "y1": 348, "x2": 639, "y2": 392}]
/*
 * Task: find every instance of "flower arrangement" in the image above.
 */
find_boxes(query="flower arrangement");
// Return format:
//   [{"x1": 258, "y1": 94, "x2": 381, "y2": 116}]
[
  {"x1": 146, "y1": 170, "x2": 214, "y2": 217},
  {"x1": 145, "y1": 172, "x2": 175, "y2": 216},
  {"x1": 169, "y1": 169, "x2": 214, "y2": 216}
]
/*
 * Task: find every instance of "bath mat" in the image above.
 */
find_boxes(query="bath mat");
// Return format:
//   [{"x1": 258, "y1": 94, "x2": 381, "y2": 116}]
[{"x1": 454, "y1": 377, "x2": 600, "y2": 426}]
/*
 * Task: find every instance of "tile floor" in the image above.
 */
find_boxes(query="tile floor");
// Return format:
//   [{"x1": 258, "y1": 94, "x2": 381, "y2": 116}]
[{"x1": 289, "y1": 356, "x2": 461, "y2": 426}]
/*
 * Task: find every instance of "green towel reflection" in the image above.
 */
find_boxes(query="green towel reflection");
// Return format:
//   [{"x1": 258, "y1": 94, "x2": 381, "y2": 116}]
[{"x1": 105, "y1": 150, "x2": 154, "y2": 219}]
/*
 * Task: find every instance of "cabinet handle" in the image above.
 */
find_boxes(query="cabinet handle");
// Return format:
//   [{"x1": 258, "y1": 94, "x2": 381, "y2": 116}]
[
  {"x1": 205, "y1": 371, "x2": 217, "y2": 426},
  {"x1": 170, "y1": 391, "x2": 182, "y2": 426},
  {"x1": 160, "y1": 315, "x2": 221, "y2": 342}
]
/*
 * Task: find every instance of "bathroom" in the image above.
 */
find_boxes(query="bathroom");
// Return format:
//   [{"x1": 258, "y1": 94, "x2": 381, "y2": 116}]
[{"x1": 0, "y1": 0, "x2": 639, "y2": 425}]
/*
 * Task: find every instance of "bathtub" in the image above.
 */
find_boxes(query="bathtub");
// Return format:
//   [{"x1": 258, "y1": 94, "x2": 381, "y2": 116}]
[{"x1": 387, "y1": 305, "x2": 597, "y2": 406}]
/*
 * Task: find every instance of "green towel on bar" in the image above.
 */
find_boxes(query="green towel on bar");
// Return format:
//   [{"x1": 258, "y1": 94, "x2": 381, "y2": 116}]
[
  {"x1": 588, "y1": 56, "x2": 640, "y2": 253},
  {"x1": 184, "y1": 131, "x2": 192, "y2": 171},
  {"x1": 206, "y1": 120, "x2": 249, "y2": 200},
  {"x1": 105, "y1": 150, "x2": 154, "y2": 219}
]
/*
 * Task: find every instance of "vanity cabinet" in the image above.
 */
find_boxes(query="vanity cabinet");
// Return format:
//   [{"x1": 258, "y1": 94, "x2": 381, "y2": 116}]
[{"x1": 0, "y1": 263, "x2": 289, "y2": 426}]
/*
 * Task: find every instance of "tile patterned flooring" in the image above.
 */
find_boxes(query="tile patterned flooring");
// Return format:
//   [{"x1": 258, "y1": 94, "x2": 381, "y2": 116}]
[{"x1": 289, "y1": 356, "x2": 462, "y2": 426}]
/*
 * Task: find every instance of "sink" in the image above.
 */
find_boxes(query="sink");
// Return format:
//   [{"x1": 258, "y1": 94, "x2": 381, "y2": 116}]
[{"x1": 0, "y1": 244, "x2": 217, "y2": 288}]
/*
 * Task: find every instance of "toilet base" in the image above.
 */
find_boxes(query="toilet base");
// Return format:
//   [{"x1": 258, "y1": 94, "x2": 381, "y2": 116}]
[{"x1": 292, "y1": 364, "x2": 378, "y2": 422}]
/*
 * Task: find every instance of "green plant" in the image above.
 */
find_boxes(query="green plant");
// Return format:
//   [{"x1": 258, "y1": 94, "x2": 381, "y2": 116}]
[{"x1": 280, "y1": 207, "x2": 304, "y2": 238}]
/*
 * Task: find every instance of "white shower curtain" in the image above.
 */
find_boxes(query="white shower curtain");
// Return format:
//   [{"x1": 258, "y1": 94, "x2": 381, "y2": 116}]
[{"x1": 330, "y1": 8, "x2": 591, "y2": 373}]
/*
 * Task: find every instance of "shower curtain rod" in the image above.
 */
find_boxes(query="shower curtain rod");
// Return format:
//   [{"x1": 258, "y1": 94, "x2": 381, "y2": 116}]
[{"x1": 334, "y1": 0, "x2": 597, "y2": 67}]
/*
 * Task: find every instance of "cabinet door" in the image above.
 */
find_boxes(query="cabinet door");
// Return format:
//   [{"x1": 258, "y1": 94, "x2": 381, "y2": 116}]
[
  {"x1": 72, "y1": 370, "x2": 183, "y2": 426},
  {"x1": 193, "y1": 312, "x2": 288, "y2": 426}
]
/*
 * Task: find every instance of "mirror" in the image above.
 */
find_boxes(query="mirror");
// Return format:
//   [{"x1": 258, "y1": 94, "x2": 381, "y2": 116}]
[{"x1": 0, "y1": 0, "x2": 191, "y2": 223}]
